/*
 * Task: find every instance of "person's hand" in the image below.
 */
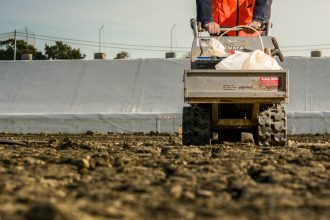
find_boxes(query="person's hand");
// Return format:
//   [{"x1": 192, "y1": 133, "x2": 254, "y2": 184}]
[
  {"x1": 205, "y1": 22, "x2": 220, "y2": 35},
  {"x1": 245, "y1": 20, "x2": 262, "y2": 33}
]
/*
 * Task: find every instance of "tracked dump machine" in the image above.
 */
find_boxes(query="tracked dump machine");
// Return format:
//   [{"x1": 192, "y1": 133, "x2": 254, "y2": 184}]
[{"x1": 183, "y1": 19, "x2": 288, "y2": 146}]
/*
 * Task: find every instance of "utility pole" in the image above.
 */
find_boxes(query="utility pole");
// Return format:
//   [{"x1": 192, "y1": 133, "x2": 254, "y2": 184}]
[
  {"x1": 25, "y1": 27, "x2": 28, "y2": 43},
  {"x1": 13, "y1": 30, "x2": 17, "y2": 60}
]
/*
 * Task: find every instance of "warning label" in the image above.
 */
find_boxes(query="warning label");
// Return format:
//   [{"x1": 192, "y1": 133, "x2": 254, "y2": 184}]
[{"x1": 259, "y1": 77, "x2": 279, "y2": 87}]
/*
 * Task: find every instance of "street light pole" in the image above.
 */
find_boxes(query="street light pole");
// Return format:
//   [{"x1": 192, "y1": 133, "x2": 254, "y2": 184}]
[
  {"x1": 166, "y1": 24, "x2": 177, "y2": 59},
  {"x1": 99, "y1": 25, "x2": 104, "y2": 53},
  {"x1": 170, "y1": 24, "x2": 176, "y2": 52}
]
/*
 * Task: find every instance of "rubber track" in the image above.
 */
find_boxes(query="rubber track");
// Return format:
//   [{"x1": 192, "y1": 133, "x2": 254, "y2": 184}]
[
  {"x1": 182, "y1": 105, "x2": 211, "y2": 146},
  {"x1": 258, "y1": 105, "x2": 287, "y2": 146}
]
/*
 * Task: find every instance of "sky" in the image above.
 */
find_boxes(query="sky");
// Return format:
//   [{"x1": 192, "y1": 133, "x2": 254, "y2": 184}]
[{"x1": 0, "y1": 0, "x2": 330, "y2": 59}]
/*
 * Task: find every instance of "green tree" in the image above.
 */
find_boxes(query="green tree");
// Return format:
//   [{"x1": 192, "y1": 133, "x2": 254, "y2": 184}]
[
  {"x1": 0, "y1": 39, "x2": 46, "y2": 60},
  {"x1": 114, "y1": 51, "x2": 129, "y2": 59},
  {"x1": 44, "y1": 41, "x2": 86, "y2": 60}
]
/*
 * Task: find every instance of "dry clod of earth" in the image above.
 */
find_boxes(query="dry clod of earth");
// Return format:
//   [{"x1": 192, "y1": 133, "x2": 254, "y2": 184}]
[
  {"x1": 169, "y1": 184, "x2": 183, "y2": 199},
  {"x1": 25, "y1": 202, "x2": 70, "y2": 220},
  {"x1": 241, "y1": 132, "x2": 255, "y2": 144},
  {"x1": 0, "y1": 133, "x2": 329, "y2": 220}
]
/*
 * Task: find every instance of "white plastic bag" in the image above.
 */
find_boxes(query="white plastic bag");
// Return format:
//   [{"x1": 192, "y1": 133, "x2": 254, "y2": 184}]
[
  {"x1": 203, "y1": 38, "x2": 228, "y2": 57},
  {"x1": 215, "y1": 51, "x2": 250, "y2": 70},
  {"x1": 215, "y1": 50, "x2": 282, "y2": 70}
]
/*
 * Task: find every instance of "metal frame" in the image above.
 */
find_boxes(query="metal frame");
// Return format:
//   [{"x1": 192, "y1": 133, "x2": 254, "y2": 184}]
[{"x1": 184, "y1": 19, "x2": 288, "y2": 144}]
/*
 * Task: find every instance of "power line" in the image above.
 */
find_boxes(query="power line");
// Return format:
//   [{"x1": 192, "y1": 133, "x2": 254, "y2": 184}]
[
  {"x1": 3, "y1": 30, "x2": 330, "y2": 53},
  {"x1": 283, "y1": 48, "x2": 330, "y2": 52},
  {"x1": 4, "y1": 30, "x2": 330, "y2": 49},
  {"x1": 15, "y1": 31, "x2": 191, "y2": 49},
  {"x1": 282, "y1": 43, "x2": 330, "y2": 49},
  {"x1": 0, "y1": 32, "x2": 14, "y2": 36},
  {"x1": 0, "y1": 34, "x2": 14, "y2": 39},
  {"x1": 15, "y1": 33, "x2": 188, "y2": 53}
]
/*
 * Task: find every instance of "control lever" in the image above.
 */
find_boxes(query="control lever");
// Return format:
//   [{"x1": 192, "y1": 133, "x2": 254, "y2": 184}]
[
  {"x1": 271, "y1": 37, "x2": 285, "y2": 62},
  {"x1": 190, "y1": 18, "x2": 199, "y2": 37}
]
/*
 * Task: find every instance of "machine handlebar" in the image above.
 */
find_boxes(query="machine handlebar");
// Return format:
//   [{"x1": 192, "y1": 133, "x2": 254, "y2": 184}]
[{"x1": 190, "y1": 18, "x2": 271, "y2": 36}]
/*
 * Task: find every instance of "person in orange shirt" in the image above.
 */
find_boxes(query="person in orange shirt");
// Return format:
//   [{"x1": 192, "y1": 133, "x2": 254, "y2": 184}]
[{"x1": 196, "y1": 0, "x2": 273, "y2": 35}]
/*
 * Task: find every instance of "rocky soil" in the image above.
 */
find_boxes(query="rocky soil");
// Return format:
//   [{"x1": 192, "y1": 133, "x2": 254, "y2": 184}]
[{"x1": 0, "y1": 133, "x2": 329, "y2": 220}]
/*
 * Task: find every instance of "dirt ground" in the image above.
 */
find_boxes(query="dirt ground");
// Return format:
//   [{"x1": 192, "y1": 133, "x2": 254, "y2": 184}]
[{"x1": 0, "y1": 133, "x2": 329, "y2": 220}]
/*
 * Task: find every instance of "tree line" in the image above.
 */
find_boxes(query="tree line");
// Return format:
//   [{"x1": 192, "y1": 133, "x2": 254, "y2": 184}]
[{"x1": 0, "y1": 39, "x2": 129, "y2": 60}]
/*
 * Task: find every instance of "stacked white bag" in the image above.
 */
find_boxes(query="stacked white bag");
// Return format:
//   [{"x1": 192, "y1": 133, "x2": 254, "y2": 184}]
[
  {"x1": 203, "y1": 37, "x2": 283, "y2": 70},
  {"x1": 215, "y1": 50, "x2": 282, "y2": 70}
]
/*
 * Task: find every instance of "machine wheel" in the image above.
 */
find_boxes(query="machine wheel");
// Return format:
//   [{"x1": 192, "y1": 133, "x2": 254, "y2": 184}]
[
  {"x1": 182, "y1": 105, "x2": 211, "y2": 146},
  {"x1": 258, "y1": 104, "x2": 287, "y2": 146}
]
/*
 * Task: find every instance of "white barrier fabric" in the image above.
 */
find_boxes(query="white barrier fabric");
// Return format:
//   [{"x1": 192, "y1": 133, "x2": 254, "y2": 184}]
[
  {"x1": 0, "y1": 59, "x2": 188, "y2": 114},
  {"x1": 287, "y1": 112, "x2": 330, "y2": 134},
  {"x1": 282, "y1": 57, "x2": 330, "y2": 112},
  {"x1": 0, "y1": 113, "x2": 182, "y2": 134},
  {"x1": 0, "y1": 57, "x2": 330, "y2": 134}
]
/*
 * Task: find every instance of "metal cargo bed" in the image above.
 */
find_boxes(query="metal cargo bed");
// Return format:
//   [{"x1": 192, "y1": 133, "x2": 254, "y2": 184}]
[{"x1": 184, "y1": 69, "x2": 288, "y2": 104}]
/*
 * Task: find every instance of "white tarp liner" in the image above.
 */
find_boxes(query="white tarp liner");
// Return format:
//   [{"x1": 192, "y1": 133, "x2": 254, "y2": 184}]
[
  {"x1": 0, "y1": 59, "x2": 186, "y2": 114},
  {"x1": 0, "y1": 57, "x2": 330, "y2": 134}
]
